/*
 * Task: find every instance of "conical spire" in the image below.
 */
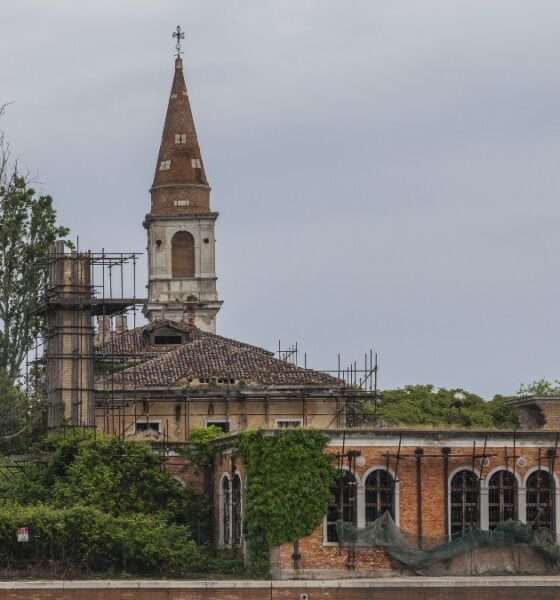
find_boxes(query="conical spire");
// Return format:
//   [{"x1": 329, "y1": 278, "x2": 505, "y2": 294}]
[{"x1": 151, "y1": 57, "x2": 210, "y2": 214}]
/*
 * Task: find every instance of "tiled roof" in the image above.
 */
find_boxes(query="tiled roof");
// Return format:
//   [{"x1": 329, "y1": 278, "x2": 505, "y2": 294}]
[
  {"x1": 95, "y1": 320, "x2": 272, "y2": 358},
  {"x1": 97, "y1": 322, "x2": 343, "y2": 389}
]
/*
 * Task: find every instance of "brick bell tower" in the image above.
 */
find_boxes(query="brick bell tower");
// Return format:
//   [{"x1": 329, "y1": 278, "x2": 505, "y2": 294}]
[{"x1": 144, "y1": 34, "x2": 222, "y2": 332}]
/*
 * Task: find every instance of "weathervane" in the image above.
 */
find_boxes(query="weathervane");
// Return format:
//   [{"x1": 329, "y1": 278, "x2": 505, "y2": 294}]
[{"x1": 172, "y1": 25, "x2": 185, "y2": 58}]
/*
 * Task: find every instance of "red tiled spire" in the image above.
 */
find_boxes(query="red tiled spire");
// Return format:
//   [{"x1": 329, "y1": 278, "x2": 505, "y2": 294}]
[{"x1": 150, "y1": 57, "x2": 210, "y2": 214}]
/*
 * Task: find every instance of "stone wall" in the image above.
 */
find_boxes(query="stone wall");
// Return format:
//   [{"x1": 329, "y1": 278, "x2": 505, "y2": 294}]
[{"x1": 3, "y1": 578, "x2": 560, "y2": 600}]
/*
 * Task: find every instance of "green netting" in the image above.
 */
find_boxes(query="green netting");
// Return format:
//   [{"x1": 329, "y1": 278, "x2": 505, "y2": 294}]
[{"x1": 336, "y1": 512, "x2": 560, "y2": 570}]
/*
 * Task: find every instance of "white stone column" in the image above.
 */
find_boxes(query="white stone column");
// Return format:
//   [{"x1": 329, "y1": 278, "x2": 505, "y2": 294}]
[
  {"x1": 480, "y1": 484, "x2": 489, "y2": 530},
  {"x1": 517, "y1": 485, "x2": 527, "y2": 523},
  {"x1": 356, "y1": 483, "x2": 366, "y2": 528}
]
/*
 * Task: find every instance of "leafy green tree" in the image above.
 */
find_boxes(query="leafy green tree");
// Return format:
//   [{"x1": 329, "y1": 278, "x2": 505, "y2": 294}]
[
  {"x1": 354, "y1": 384, "x2": 519, "y2": 429},
  {"x1": 517, "y1": 379, "x2": 560, "y2": 396},
  {"x1": 0, "y1": 128, "x2": 69, "y2": 384},
  {"x1": 9, "y1": 430, "x2": 191, "y2": 523}
]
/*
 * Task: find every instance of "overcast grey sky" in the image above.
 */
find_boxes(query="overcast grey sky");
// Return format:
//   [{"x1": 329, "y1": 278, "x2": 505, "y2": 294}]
[{"x1": 2, "y1": 1, "x2": 560, "y2": 398}]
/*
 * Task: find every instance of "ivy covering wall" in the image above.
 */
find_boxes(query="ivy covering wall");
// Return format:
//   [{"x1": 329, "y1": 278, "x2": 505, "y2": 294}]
[{"x1": 236, "y1": 429, "x2": 337, "y2": 572}]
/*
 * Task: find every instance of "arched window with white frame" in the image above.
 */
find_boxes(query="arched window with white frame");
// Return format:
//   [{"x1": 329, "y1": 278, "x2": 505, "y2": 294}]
[
  {"x1": 488, "y1": 469, "x2": 517, "y2": 529},
  {"x1": 526, "y1": 469, "x2": 554, "y2": 532},
  {"x1": 365, "y1": 469, "x2": 394, "y2": 524},
  {"x1": 450, "y1": 469, "x2": 480, "y2": 537},
  {"x1": 326, "y1": 470, "x2": 357, "y2": 542}
]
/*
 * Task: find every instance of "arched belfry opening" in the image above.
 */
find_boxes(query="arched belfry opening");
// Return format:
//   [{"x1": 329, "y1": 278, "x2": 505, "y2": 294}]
[{"x1": 171, "y1": 231, "x2": 195, "y2": 277}]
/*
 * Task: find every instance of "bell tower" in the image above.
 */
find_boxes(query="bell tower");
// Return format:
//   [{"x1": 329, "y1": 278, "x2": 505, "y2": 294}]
[{"x1": 144, "y1": 35, "x2": 222, "y2": 332}]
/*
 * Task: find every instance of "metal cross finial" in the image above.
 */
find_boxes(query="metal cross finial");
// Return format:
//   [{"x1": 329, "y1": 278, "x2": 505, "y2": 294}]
[{"x1": 172, "y1": 25, "x2": 185, "y2": 58}]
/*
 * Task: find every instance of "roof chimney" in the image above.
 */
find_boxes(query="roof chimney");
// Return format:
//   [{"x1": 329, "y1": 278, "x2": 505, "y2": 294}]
[
  {"x1": 95, "y1": 315, "x2": 111, "y2": 345},
  {"x1": 115, "y1": 314, "x2": 128, "y2": 335},
  {"x1": 181, "y1": 303, "x2": 196, "y2": 326}
]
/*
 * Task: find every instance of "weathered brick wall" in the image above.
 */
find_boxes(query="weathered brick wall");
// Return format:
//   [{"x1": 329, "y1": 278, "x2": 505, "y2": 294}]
[
  {"x1": 164, "y1": 454, "x2": 206, "y2": 495},
  {"x1": 271, "y1": 441, "x2": 559, "y2": 577},
  {"x1": 536, "y1": 401, "x2": 560, "y2": 430},
  {"x1": 151, "y1": 185, "x2": 210, "y2": 214}
]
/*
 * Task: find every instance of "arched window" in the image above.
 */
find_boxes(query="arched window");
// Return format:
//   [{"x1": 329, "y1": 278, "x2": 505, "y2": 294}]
[
  {"x1": 221, "y1": 476, "x2": 230, "y2": 545},
  {"x1": 326, "y1": 471, "x2": 357, "y2": 542},
  {"x1": 365, "y1": 469, "x2": 394, "y2": 524},
  {"x1": 488, "y1": 470, "x2": 517, "y2": 529},
  {"x1": 450, "y1": 470, "x2": 480, "y2": 537},
  {"x1": 232, "y1": 473, "x2": 242, "y2": 545},
  {"x1": 527, "y1": 470, "x2": 554, "y2": 531},
  {"x1": 171, "y1": 231, "x2": 195, "y2": 277}
]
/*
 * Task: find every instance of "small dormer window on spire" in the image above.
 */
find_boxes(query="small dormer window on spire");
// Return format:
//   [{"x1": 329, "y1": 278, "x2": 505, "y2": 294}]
[
  {"x1": 191, "y1": 158, "x2": 201, "y2": 169},
  {"x1": 159, "y1": 160, "x2": 171, "y2": 171},
  {"x1": 175, "y1": 133, "x2": 187, "y2": 144}
]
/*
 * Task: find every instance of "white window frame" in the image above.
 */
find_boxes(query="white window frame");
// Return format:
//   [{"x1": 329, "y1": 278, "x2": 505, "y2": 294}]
[
  {"x1": 175, "y1": 133, "x2": 187, "y2": 144},
  {"x1": 159, "y1": 160, "x2": 171, "y2": 171},
  {"x1": 134, "y1": 420, "x2": 162, "y2": 435},
  {"x1": 323, "y1": 466, "x2": 360, "y2": 546}
]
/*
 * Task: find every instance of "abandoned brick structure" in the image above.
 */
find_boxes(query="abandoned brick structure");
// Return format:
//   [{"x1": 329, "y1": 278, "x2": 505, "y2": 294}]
[{"x1": 79, "y1": 53, "x2": 560, "y2": 578}]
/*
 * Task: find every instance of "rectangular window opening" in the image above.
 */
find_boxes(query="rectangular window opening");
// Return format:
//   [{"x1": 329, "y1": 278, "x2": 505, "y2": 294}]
[
  {"x1": 276, "y1": 419, "x2": 303, "y2": 429},
  {"x1": 154, "y1": 335, "x2": 183, "y2": 345},
  {"x1": 135, "y1": 421, "x2": 161, "y2": 434}
]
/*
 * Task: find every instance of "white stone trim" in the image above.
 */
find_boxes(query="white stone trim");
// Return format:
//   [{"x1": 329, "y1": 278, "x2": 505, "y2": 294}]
[
  {"x1": 7, "y1": 577, "x2": 560, "y2": 589},
  {"x1": 327, "y1": 436, "x2": 557, "y2": 448}
]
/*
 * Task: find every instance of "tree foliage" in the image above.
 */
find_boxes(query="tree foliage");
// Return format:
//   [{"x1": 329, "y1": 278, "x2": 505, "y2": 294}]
[
  {"x1": 185, "y1": 425, "x2": 225, "y2": 465},
  {"x1": 354, "y1": 385, "x2": 519, "y2": 429},
  {"x1": 0, "y1": 431, "x2": 221, "y2": 576},
  {"x1": 0, "y1": 503, "x2": 199, "y2": 576},
  {"x1": 0, "y1": 369, "x2": 43, "y2": 455},
  {"x1": 8, "y1": 430, "x2": 191, "y2": 523},
  {"x1": 517, "y1": 379, "x2": 560, "y2": 396},
  {"x1": 0, "y1": 127, "x2": 69, "y2": 384}
]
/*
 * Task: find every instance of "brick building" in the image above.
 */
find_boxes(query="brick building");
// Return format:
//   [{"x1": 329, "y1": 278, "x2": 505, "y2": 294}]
[{"x1": 84, "y1": 52, "x2": 560, "y2": 578}]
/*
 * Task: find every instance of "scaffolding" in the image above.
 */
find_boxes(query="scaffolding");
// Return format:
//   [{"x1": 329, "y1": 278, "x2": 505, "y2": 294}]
[
  {"x1": 20, "y1": 246, "x2": 381, "y2": 445},
  {"x1": 31, "y1": 241, "x2": 146, "y2": 431}
]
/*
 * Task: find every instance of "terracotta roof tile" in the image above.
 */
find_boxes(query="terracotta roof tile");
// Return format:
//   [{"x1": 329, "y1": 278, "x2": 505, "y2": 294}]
[{"x1": 97, "y1": 322, "x2": 343, "y2": 389}]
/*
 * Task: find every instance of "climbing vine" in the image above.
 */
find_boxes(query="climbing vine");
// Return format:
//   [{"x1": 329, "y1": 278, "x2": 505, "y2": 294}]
[{"x1": 236, "y1": 429, "x2": 336, "y2": 571}]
